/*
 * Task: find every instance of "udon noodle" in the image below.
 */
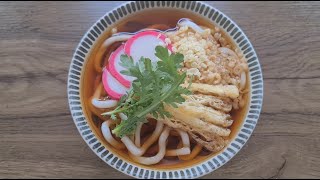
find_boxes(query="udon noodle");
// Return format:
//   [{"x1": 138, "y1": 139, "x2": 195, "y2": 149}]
[{"x1": 86, "y1": 18, "x2": 249, "y2": 165}]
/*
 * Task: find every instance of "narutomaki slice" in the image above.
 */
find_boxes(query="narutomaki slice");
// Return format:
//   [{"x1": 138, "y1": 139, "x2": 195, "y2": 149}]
[
  {"x1": 108, "y1": 44, "x2": 135, "y2": 88},
  {"x1": 102, "y1": 68, "x2": 129, "y2": 100},
  {"x1": 124, "y1": 30, "x2": 172, "y2": 63}
]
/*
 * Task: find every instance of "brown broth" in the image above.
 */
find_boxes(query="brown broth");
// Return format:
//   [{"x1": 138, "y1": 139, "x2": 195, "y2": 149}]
[{"x1": 80, "y1": 8, "x2": 251, "y2": 170}]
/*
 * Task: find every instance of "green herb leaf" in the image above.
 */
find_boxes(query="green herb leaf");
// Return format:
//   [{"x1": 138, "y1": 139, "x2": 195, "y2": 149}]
[
  {"x1": 102, "y1": 45, "x2": 191, "y2": 137},
  {"x1": 110, "y1": 114, "x2": 117, "y2": 120}
]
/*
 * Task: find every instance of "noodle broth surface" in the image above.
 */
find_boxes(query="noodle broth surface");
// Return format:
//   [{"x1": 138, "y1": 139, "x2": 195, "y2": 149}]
[{"x1": 80, "y1": 8, "x2": 250, "y2": 169}]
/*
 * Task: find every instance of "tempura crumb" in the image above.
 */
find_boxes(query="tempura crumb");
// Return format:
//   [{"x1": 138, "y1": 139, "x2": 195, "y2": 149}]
[
  {"x1": 169, "y1": 25, "x2": 245, "y2": 89},
  {"x1": 111, "y1": 27, "x2": 117, "y2": 34}
]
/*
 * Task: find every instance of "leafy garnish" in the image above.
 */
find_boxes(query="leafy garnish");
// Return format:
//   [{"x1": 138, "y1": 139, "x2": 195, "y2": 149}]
[{"x1": 102, "y1": 46, "x2": 191, "y2": 138}]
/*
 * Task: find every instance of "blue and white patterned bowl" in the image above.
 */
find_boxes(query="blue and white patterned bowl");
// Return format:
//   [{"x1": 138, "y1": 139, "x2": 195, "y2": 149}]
[{"x1": 67, "y1": 1, "x2": 263, "y2": 179}]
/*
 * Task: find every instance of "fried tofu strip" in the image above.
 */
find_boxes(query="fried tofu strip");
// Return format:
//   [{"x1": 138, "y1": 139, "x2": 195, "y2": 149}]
[
  {"x1": 166, "y1": 103, "x2": 233, "y2": 127},
  {"x1": 182, "y1": 94, "x2": 233, "y2": 112},
  {"x1": 157, "y1": 116, "x2": 228, "y2": 152},
  {"x1": 184, "y1": 83, "x2": 239, "y2": 99},
  {"x1": 188, "y1": 131, "x2": 228, "y2": 152},
  {"x1": 162, "y1": 107, "x2": 231, "y2": 137}
]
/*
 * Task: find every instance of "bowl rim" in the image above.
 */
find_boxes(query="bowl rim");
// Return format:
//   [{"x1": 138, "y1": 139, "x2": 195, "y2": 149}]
[{"x1": 67, "y1": 1, "x2": 264, "y2": 179}]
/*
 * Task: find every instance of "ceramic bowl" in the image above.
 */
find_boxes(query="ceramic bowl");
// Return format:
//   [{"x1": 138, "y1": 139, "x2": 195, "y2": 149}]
[{"x1": 67, "y1": 1, "x2": 263, "y2": 179}]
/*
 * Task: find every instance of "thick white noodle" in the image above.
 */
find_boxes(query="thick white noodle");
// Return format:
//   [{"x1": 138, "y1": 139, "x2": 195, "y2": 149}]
[
  {"x1": 240, "y1": 71, "x2": 246, "y2": 90},
  {"x1": 119, "y1": 113, "x2": 128, "y2": 121},
  {"x1": 120, "y1": 121, "x2": 164, "y2": 156},
  {"x1": 167, "y1": 147, "x2": 191, "y2": 156},
  {"x1": 135, "y1": 123, "x2": 143, "y2": 147},
  {"x1": 121, "y1": 136, "x2": 141, "y2": 155},
  {"x1": 92, "y1": 99, "x2": 118, "y2": 108},
  {"x1": 165, "y1": 130, "x2": 191, "y2": 156},
  {"x1": 177, "y1": 18, "x2": 204, "y2": 33},
  {"x1": 101, "y1": 121, "x2": 125, "y2": 149},
  {"x1": 129, "y1": 126, "x2": 171, "y2": 165},
  {"x1": 101, "y1": 34, "x2": 133, "y2": 49},
  {"x1": 91, "y1": 83, "x2": 118, "y2": 109},
  {"x1": 164, "y1": 27, "x2": 178, "y2": 36}
]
